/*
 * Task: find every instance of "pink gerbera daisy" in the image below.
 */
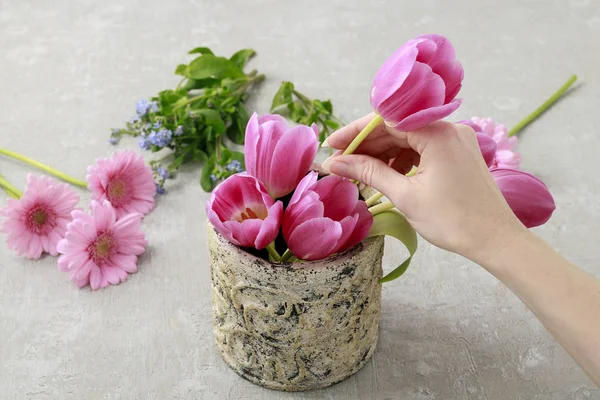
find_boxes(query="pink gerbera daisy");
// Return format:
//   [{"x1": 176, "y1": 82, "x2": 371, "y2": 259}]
[
  {"x1": 57, "y1": 200, "x2": 147, "y2": 290},
  {"x1": 87, "y1": 150, "x2": 156, "y2": 218},
  {"x1": 0, "y1": 174, "x2": 79, "y2": 259},
  {"x1": 470, "y1": 117, "x2": 522, "y2": 169}
]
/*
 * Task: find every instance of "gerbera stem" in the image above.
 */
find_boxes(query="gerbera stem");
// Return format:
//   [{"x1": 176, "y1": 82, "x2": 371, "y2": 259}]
[
  {"x1": 343, "y1": 114, "x2": 384, "y2": 155},
  {"x1": 0, "y1": 148, "x2": 88, "y2": 189},
  {"x1": 508, "y1": 74, "x2": 578, "y2": 137},
  {"x1": 281, "y1": 249, "x2": 293, "y2": 262},
  {"x1": 0, "y1": 174, "x2": 22, "y2": 199},
  {"x1": 266, "y1": 242, "x2": 282, "y2": 262},
  {"x1": 369, "y1": 200, "x2": 395, "y2": 215}
]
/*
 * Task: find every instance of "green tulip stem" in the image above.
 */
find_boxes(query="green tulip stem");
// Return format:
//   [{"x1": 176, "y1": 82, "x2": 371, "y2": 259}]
[
  {"x1": 343, "y1": 114, "x2": 384, "y2": 155},
  {"x1": 365, "y1": 192, "x2": 384, "y2": 207},
  {"x1": 369, "y1": 201, "x2": 395, "y2": 215},
  {"x1": 0, "y1": 148, "x2": 88, "y2": 189},
  {"x1": 266, "y1": 242, "x2": 282, "y2": 262},
  {"x1": 0, "y1": 173, "x2": 22, "y2": 199},
  {"x1": 281, "y1": 249, "x2": 293, "y2": 262},
  {"x1": 508, "y1": 74, "x2": 578, "y2": 137}
]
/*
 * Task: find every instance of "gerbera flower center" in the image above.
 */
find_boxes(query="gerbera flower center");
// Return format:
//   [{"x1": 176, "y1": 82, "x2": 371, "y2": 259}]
[
  {"x1": 106, "y1": 178, "x2": 131, "y2": 207},
  {"x1": 25, "y1": 203, "x2": 56, "y2": 235},
  {"x1": 88, "y1": 232, "x2": 115, "y2": 266}
]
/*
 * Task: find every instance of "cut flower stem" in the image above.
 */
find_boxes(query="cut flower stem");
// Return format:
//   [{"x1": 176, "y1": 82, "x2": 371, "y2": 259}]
[
  {"x1": 365, "y1": 192, "x2": 384, "y2": 207},
  {"x1": 281, "y1": 249, "x2": 293, "y2": 262},
  {"x1": 343, "y1": 114, "x2": 384, "y2": 155},
  {"x1": 0, "y1": 173, "x2": 22, "y2": 199},
  {"x1": 266, "y1": 242, "x2": 282, "y2": 262},
  {"x1": 0, "y1": 148, "x2": 88, "y2": 189},
  {"x1": 369, "y1": 201, "x2": 395, "y2": 215},
  {"x1": 508, "y1": 74, "x2": 578, "y2": 137}
]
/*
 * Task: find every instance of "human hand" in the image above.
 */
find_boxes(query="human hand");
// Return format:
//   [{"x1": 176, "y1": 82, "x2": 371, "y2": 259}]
[{"x1": 322, "y1": 113, "x2": 528, "y2": 262}]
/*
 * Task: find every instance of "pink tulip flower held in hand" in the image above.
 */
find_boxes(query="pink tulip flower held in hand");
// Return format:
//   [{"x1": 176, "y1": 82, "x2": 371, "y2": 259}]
[
  {"x1": 491, "y1": 168, "x2": 555, "y2": 228},
  {"x1": 282, "y1": 172, "x2": 373, "y2": 260},
  {"x1": 370, "y1": 34, "x2": 464, "y2": 132},
  {"x1": 206, "y1": 174, "x2": 283, "y2": 250},
  {"x1": 471, "y1": 117, "x2": 522, "y2": 169},
  {"x1": 244, "y1": 113, "x2": 319, "y2": 199}
]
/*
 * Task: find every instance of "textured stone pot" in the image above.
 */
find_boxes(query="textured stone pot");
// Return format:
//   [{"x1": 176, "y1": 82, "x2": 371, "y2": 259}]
[{"x1": 208, "y1": 227, "x2": 384, "y2": 391}]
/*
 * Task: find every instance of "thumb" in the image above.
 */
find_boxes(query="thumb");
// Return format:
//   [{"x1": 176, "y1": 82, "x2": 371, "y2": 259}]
[{"x1": 323, "y1": 154, "x2": 410, "y2": 203}]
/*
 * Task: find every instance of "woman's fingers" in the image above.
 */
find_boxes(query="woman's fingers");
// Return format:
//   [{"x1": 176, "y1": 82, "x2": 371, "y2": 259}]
[{"x1": 326, "y1": 113, "x2": 410, "y2": 150}]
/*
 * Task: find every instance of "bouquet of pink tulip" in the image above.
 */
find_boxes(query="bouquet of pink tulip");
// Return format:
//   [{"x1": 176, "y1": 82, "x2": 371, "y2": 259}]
[{"x1": 207, "y1": 33, "x2": 573, "y2": 282}]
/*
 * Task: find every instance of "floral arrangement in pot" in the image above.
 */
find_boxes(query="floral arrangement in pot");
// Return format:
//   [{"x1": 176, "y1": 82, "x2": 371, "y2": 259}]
[{"x1": 205, "y1": 33, "x2": 561, "y2": 392}]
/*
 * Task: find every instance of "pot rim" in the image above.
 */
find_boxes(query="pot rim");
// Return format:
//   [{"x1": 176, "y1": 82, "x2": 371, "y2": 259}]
[{"x1": 208, "y1": 224, "x2": 381, "y2": 271}]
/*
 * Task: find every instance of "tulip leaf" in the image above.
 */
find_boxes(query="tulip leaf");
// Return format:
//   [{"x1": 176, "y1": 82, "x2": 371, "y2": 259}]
[
  {"x1": 368, "y1": 210, "x2": 418, "y2": 283},
  {"x1": 230, "y1": 49, "x2": 256, "y2": 68},
  {"x1": 187, "y1": 54, "x2": 244, "y2": 80}
]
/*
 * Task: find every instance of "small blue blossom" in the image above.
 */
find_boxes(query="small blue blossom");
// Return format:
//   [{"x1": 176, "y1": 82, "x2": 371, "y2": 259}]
[
  {"x1": 174, "y1": 125, "x2": 183, "y2": 136},
  {"x1": 226, "y1": 160, "x2": 242, "y2": 172},
  {"x1": 155, "y1": 183, "x2": 166, "y2": 195},
  {"x1": 148, "y1": 129, "x2": 172, "y2": 148},
  {"x1": 138, "y1": 136, "x2": 150, "y2": 150},
  {"x1": 153, "y1": 121, "x2": 162, "y2": 129},
  {"x1": 136, "y1": 99, "x2": 159, "y2": 116},
  {"x1": 157, "y1": 166, "x2": 170, "y2": 180},
  {"x1": 210, "y1": 174, "x2": 218, "y2": 182},
  {"x1": 108, "y1": 137, "x2": 119, "y2": 145}
]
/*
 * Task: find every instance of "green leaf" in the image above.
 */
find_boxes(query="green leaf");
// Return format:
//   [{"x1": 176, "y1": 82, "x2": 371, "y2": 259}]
[
  {"x1": 188, "y1": 47, "x2": 214, "y2": 55},
  {"x1": 175, "y1": 64, "x2": 188, "y2": 76},
  {"x1": 183, "y1": 78, "x2": 220, "y2": 90},
  {"x1": 227, "y1": 105, "x2": 248, "y2": 144},
  {"x1": 288, "y1": 101, "x2": 307, "y2": 122},
  {"x1": 270, "y1": 82, "x2": 294, "y2": 112},
  {"x1": 186, "y1": 55, "x2": 244, "y2": 80},
  {"x1": 228, "y1": 150, "x2": 245, "y2": 169},
  {"x1": 324, "y1": 119, "x2": 340, "y2": 129},
  {"x1": 191, "y1": 148, "x2": 208, "y2": 162},
  {"x1": 229, "y1": 49, "x2": 256, "y2": 68},
  {"x1": 320, "y1": 99, "x2": 334, "y2": 114},
  {"x1": 170, "y1": 151, "x2": 188, "y2": 169},
  {"x1": 158, "y1": 90, "x2": 184, "y2": 113},
  {"x1": 195, "y1": 109, "x2": 226, "y2": 134},
  {"x1": 201, "y1": 155, "x2": 217, "y2": 192},
  {"x1": 368, "y1": 210, "x2": 418, "y2": 283}
]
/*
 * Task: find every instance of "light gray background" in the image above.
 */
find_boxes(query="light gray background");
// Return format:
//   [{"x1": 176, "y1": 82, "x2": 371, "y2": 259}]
[{"x1": 1, "y1": 0, "x2": 599, "y2": 399}]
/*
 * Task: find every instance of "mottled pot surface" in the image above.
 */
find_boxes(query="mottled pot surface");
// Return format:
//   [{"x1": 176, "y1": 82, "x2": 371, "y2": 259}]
[{"x1": 208, "y1": 226, "x2": 384, "y2": 391}]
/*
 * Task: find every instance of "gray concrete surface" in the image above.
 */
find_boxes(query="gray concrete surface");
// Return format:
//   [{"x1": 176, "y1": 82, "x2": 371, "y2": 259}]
[{"x1": 1, "y1": 0, "x2": 599, "y2": 399}]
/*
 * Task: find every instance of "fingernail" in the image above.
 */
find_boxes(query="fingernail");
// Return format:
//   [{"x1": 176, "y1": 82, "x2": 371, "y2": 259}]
[
  {"x1": 321, "y1": 157, "x2": 333, "y2": 172},
  {"x1": 321, "y1": 138, "x2": 330, "y2": 148}
]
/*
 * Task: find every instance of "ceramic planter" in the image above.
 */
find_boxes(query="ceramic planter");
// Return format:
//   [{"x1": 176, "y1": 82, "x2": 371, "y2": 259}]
[{"x1": 208, "y1": 225, "x2": 384, "y2": 391}]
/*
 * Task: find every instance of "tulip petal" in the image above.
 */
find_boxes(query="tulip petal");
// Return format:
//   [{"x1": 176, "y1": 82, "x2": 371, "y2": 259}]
[
  {"x1": 492, "y1": 169, "x2": 555, "y2": 228},
  {"x1": 311, "y1": 175, "x2": 358, "y2": 221},
  {"x1": 379, "y1": 61, "x2": 446, "y2": 125},
  {"x1": 342, "y1": 201, "x2": 374, "y2": 251},
  {"x1": 268, "y1": 125, "x2": 319, "y2": 198},
  {"x1": 255, "y1": 201, "x2": 283, "y2": 250},
  {"x1": 288, "y1": 218, "x2": 342, "y2": 261},
  {"x1": 224, "y1": 219, "x2": 263, "y2": 248},
  {"x1": 289, "y1": 171, "x2": 318, "y2": 208},
  {"x1": 332, "y1": 214, "x2": 359, "y2": 254},
  {"x1": 282, "y1": 191, "x2": 324, "y2": 239},
  {"x1": 243, "y1": 113, "x2": 260, "y2": 178},
  {"x1": 476, "y1": 133, "x2": 498, "y2": 167},
  {"x1": 370, "y1": 39, "x2": 420, "y2": 109},
  {"x1": 395, "y1": 98, "x2": 462, "y2": 132}
]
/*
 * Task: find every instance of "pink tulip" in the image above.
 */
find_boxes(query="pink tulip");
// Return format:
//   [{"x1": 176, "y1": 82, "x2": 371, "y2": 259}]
[
  {"x1": 459, "y1": 120, "x2": 497, "y2": 167},
  {"x1": 492, "y1": 169, "x2": 555, "y2": 228},
  {"x1": 282, "y1": 172, "x2": 373, "y2": 260},
  {"x1": 244, "y1": 113, "x2": 319, "y2": 199},
  {"x1": 206, "y1": 174, "x2": 283, "y2": 250},
  {"x1": 370, "y1": 34, "x2": 464, "y2": 132}
]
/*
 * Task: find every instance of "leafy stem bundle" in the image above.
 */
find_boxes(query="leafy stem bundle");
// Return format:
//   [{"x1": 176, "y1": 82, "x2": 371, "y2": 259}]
[{"x1": 110, "y1": 47, "x2": 343, "y2": 193}]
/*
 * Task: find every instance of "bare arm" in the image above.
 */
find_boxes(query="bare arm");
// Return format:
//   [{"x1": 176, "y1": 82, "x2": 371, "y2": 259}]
[{"x1": 323, "y1": 115, "x2": 600, "y2": 386}]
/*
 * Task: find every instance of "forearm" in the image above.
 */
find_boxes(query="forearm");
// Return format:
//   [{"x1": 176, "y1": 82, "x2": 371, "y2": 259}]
[{"x1": 475, "y1": 230, "x2": 600, "y2": 386}]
